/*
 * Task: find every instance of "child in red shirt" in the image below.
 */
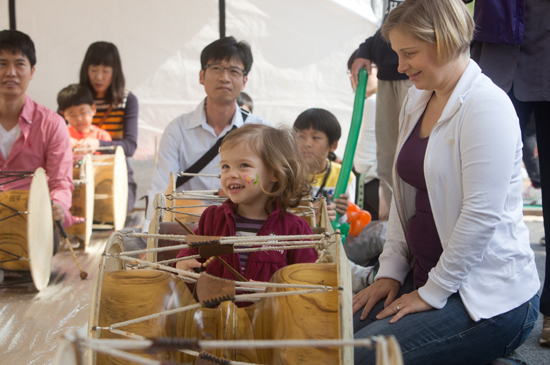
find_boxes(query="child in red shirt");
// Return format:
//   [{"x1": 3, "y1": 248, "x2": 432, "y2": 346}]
[
  {"x1": 175, "y1": 124, "x2": 318, "y2": 283},
  {"x1": 57, "y1": 84, "x2": 111, "y2": 148}
]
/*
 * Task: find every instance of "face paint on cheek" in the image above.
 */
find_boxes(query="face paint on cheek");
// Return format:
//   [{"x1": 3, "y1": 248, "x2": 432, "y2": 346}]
[{"x1": 243, "y1": 174, "x2": 260, "y2": 185}]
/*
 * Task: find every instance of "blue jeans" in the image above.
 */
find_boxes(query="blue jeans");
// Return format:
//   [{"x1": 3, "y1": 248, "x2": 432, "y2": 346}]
[{"x1": 353, "y1": 282, "x2": 539, "y2": 365}]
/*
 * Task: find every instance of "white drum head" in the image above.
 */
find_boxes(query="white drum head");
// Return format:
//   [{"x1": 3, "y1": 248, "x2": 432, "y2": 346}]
[
  {"x1": 112, "y1": 146, "x2": 128, "y2": 231},
  {"x1": 88, "y1": 232, "x2": 126, "y2": 365},
  {"x1": 27, "y1": 167, "x2": 54, "y2": 291},
  {"x1": 53, "y1": 337, "x2": 80, "y2": 365},
  {"x1": 83, "y1": 154, "x2": 95, "y2": 246}
]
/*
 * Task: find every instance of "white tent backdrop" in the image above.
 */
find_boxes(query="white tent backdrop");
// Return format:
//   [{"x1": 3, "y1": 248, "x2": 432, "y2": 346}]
[{"x1": 2, "y1": 0, "x2": 379, "y2": 160}]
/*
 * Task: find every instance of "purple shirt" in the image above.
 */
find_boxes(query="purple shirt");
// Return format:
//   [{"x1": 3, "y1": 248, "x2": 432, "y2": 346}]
[{"x1": 396, "y1": 116, "x2": 442, "y2": 287}]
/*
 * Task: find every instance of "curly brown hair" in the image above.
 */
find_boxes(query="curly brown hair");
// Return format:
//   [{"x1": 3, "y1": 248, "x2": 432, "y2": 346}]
[{"x1": 220, "y1": 124, "x2": 312, "y2": 215}]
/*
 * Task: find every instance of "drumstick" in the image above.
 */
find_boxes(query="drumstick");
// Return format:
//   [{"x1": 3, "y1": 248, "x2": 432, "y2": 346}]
[
  {"x1": 54, "y1": 220, "x2": 88, "y2": 280},
  {"x1": 175, "y1": 218, "x2": 195, "y2": 236},
  {"x1": 175, "y1": 218, "x2": 249, "y2": 282}
]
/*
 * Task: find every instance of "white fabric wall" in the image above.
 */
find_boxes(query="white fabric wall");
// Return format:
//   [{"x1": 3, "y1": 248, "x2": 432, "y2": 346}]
[{"x1": 5, "y1": 0, "x2": 378, "y2": 160}]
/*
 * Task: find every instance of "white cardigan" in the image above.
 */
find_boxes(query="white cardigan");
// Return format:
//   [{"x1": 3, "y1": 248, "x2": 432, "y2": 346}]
[{"x1": 376, "y1": 60, "x2": 540, "y2": 321}]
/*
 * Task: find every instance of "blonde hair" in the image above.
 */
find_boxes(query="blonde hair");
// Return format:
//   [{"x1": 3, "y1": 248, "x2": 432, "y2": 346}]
[
  {"x1": 220, "y1": 124, "x2": 311, "y2": 215},
  {"x1": 381, "y1": 0, "x2": 474, "y2": 62}
]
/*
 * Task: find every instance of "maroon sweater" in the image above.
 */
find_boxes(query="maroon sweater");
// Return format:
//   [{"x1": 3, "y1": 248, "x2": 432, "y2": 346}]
[{"x1": 175, "y1": 200, "x2": 318, "y2": 282}]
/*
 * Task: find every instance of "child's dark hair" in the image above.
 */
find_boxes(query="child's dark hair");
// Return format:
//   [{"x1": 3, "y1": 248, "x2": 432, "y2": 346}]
[
  {"x1": 0, "y1": 30, "x2": 36, "y2": 67},
  {"x1": 57, "y1": 84, "x2": 94, "y2": 112},
  {"x1": 221, "y1": 124, "x2": 311, "y2": 215},
  {"x1": 293, "y1": 108, "x2": 341, "y2": 161},
  {"x1": 79, "y1": 41, "x2": 126, "y2": 105},
  {"x1": 237, "y1": 92, "x2": 253, "y2": 113},
  {"x1": 347, "y1": 49, "x2": 359, "y2": 72}
]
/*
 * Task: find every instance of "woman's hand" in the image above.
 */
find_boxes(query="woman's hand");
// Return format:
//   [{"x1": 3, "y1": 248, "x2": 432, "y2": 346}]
[
  {"x1": 175, "y1": 258, "x2": 202, "y2": 272},
  {"x1": 353, "y1": 278, "x2": 400, "y2": 320},
  {"x1": 377, "y1": 290, "x2": 434, "y2": 324}
]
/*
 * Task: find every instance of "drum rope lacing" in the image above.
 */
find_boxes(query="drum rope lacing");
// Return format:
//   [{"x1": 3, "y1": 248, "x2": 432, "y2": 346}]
[
  {"x1": 0, "y1": 247, "x2": 30, "y2": 263},
  {"x1": 0, "y1": 200, "x2": 29, "y2": 223},
  {"x1": 63, "y1": 329, "x2": 398, "y2": 365},
  {"x1": 178, "y1": 172, "x2": 222, "y2": 178},
  {"x1": 73, "y1": 146, "x2": 116, "y2": 152},
  {"x1": 121, "y1": 231, "x2": 335, "y2": 265},
  {"x1": 0, "y1": 171, "x2": 35, "y2": 186},
  {"x1": 104, "y1": 253, "x2": 338, "y2": 292}
]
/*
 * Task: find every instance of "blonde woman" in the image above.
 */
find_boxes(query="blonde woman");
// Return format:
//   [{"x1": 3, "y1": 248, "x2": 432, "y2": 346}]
[{"x1": 352, "y1": 1, "x2": 540, "y2": 363}]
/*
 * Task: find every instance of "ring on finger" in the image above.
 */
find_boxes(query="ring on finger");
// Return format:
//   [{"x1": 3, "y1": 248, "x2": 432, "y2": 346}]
[{"x1": 396, "y1": 305, "x2": 400, "y2": 311}]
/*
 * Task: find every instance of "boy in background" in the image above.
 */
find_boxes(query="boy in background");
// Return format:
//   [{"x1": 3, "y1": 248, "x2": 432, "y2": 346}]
[
  {"x1": 57, "y1": 84, "x2": 111, "y2": 149},
  {"x1": 237, "y1": 92, "x2": 253, "y2": 113},
  {"x1": 294, "y1": 108, "x2": 374, "y2": 293},
  {"x1": 294, "y1": 108, "x2": 355, "y2": 224}
]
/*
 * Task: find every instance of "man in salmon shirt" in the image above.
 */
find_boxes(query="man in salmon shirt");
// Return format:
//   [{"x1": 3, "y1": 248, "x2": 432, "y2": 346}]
[{"x1": 0, "y1": 30, "x2": 73, "y2": 233}]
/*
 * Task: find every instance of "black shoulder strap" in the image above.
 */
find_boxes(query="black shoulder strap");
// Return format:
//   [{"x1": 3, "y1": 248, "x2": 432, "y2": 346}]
[
  {"x1": 314, "y1": 161, "x2": 332, "y2": 198},
  {"x1": 175, "y1": 108, "x2": 249, "y2": 188}
]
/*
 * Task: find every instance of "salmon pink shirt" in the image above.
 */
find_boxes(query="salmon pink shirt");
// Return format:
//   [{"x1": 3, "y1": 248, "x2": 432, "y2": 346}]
[{"x1": 0, "y1": 94, "x2": 73, "y2": 226}]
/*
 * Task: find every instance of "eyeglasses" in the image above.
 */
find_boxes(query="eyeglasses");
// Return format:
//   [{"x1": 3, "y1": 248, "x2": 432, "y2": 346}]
[{"x1": 204, "y1": 64, "x2": 247, "y2": 78}]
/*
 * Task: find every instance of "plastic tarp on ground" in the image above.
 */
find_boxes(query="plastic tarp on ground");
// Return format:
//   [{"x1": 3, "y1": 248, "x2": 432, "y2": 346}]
[{"x1": 1, "y1": 0, "x2": 379, "y2": 160}]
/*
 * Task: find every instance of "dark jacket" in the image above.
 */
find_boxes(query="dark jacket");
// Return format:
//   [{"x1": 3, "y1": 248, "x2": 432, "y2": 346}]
[
  {"x1": 473, "y1": 0, "x2": 524, "y2": 45},
  {"x1": 471, "y1": 0, "x2": 549, "y2": 101},
  {"x1": 357, "y1": 0, "x2": 408, "y2": 81},
  {"x1": 175, "y1": 200, "x2": 318, "y2": 283}
]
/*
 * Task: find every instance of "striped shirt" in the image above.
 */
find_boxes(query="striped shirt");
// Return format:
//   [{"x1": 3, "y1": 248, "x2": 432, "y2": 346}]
[
  {"x1": 93, "y1": 90, "x2": 130, "y2": 140},
  {"x1": 235, "y1": 215, "x2": 265, "y2": 272}
]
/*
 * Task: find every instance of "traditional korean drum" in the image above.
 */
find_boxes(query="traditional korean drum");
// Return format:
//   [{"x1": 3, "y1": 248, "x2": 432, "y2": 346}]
[
  {"x1": 92, "y1": 146, "x2": 128, "y2": 230},
  {"x1": 87, "y1": 234, "x2": 190, "y2": 365},
  {"x1": 66, "y1": 154, "x2": 94, "y2": 248},
  {"x1": 0, "y1": 168, "x2": 54, "y2": 291},
  {"x1": 86, "y1": 199, "x2": 358, "y2": 365}
]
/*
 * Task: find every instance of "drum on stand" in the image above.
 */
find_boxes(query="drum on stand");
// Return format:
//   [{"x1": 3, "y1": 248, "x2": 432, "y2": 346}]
[
  {"x1": 88, "y1": 233, "x2": 189, "y2": 365},
  {"x1": 0, "y1": 168, "x2": 54, "y2": 291},
  {"x1": 92, "y1": 146, "x2": 128, "y2": 231},
  {"x1": 86, "y1": 199, "x2": 359, "y2": 365},
  {"x1": 66, "y1": 154, "x2": 94, "y2": 248}
]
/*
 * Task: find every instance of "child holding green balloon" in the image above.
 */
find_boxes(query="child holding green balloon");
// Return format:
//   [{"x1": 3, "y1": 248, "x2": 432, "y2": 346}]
[{"x1": 293, "y1": 108, "x2": 356, "y2": 225}]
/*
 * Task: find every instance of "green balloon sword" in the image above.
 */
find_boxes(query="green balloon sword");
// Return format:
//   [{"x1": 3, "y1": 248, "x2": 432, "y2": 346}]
[{"x1": 331, "y1": 68, "x2": 368, "y2": 242}]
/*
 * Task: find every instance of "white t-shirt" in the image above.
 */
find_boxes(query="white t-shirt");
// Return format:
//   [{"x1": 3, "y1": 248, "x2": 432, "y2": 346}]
[
  {"x1": 354, "y1": 95, "x2": 378, "y2": 184},
  {"x1": 0, "y1": 123, "x2": 22, "y2": 160}
]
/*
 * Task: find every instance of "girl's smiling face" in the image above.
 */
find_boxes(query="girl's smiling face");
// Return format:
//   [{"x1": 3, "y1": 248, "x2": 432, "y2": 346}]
[{"x1": 220, "y1": 143, "x2": 277, "y2": 219}]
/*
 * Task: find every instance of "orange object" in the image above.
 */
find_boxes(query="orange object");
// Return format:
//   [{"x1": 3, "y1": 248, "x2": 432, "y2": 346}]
[
  {"x1": 359, "y1": 210, "x2": 372, "y2": 226},
  {"x1": 346, "y1": 203, "x2": 372, "y2": 236}
]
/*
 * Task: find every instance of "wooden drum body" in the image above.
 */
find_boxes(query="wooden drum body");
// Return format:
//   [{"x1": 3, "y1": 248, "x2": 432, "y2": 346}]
[
  {"x1": 0, "y1": 168, "x2": 54, "y2": 291},
  {"x1": 66, "y1": 154, "x2": 95, "y2": 248},
  {"x1": 92, "y1": 146, "x2": 128, "y2": 230},
  {"x1": 88, "y1": 234, "x2": 190, "y2": 365},
  {"x1": 88, "y1": 197, "x2": 354, "y2": 364}
]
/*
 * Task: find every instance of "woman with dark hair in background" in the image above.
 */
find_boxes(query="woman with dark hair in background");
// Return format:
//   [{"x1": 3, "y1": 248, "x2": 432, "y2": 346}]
[{"x1": 78, "y1": 41, "x2": 139, "y2": 213}]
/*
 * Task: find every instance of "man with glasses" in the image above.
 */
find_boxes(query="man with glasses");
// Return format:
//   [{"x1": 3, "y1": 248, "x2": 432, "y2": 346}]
[{"x1": 146, "y1": 37, "x2": 270, "y2": 227}]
